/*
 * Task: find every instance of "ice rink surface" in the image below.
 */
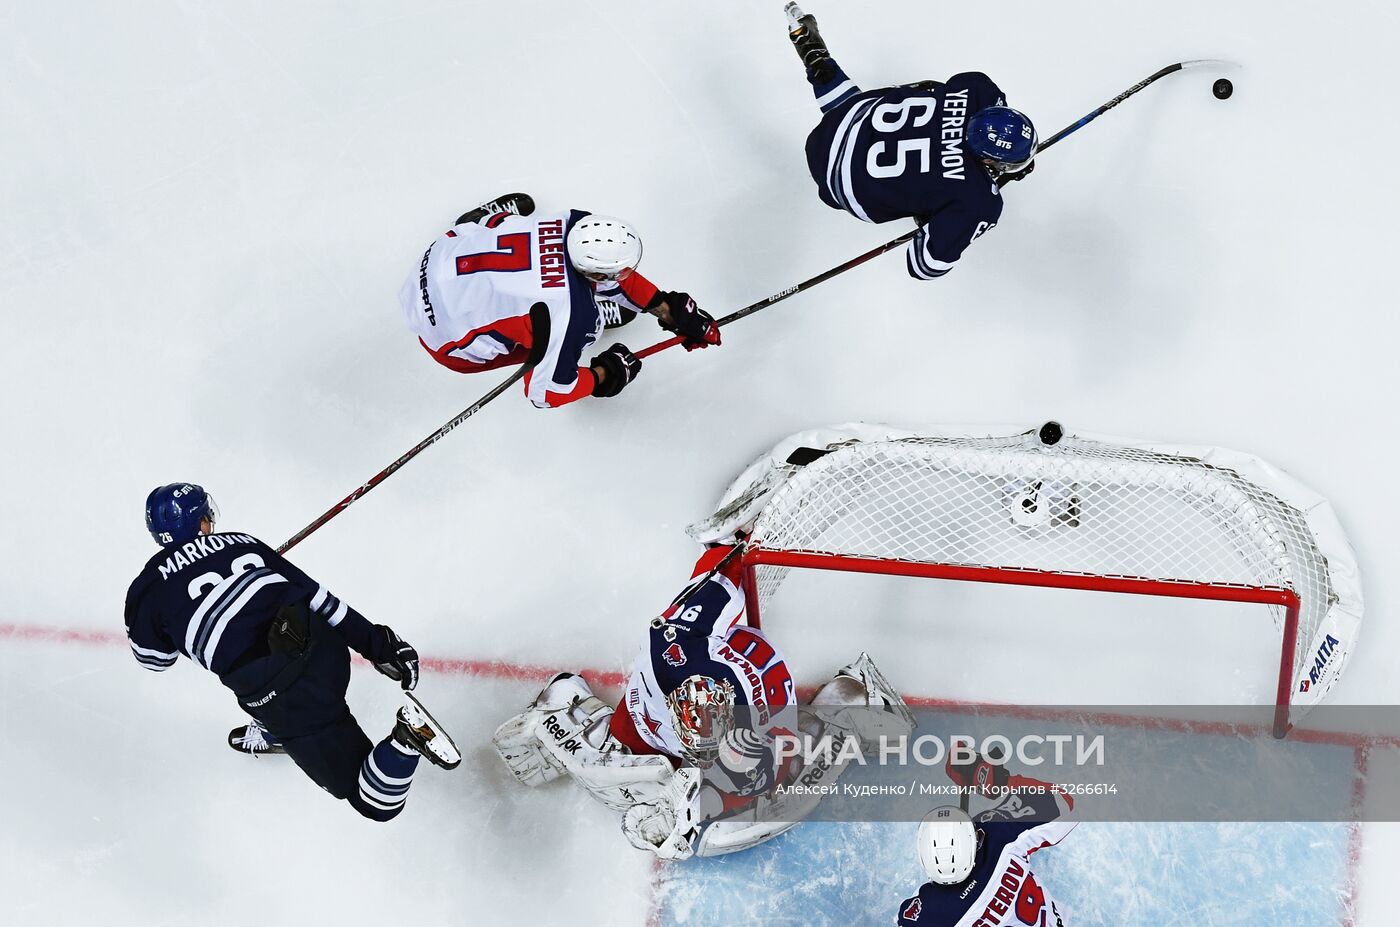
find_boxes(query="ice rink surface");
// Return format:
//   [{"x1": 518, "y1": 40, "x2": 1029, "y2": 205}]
[{"x1": 3, "y1": 0, "x2": 1398, "y2": 923}]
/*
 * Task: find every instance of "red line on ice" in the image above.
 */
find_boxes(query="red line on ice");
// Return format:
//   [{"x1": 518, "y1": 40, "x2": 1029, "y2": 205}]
[{"x1": 2, "y1": 619, "x2": 1385, "y2": 926}]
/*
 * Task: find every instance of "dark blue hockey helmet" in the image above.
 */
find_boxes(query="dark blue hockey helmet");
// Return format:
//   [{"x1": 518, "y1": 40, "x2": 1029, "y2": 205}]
[
  {"x1": 145, "y1": 483, "x2": 218, "y2": 545},
  {"x1": 966, "y1": 106, "x2": 1037, "y2": 174}
]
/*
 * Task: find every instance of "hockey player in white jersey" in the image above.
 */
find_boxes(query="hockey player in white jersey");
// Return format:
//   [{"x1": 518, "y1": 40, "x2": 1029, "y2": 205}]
[
  {"x1": 895, "y1": 753, "x2": 1076, "y2": 926},
  {"x1": 400, "y1": 194, "x2": 720, "y2": 409},
  {"x1": 491, "y1": 543, "x2": 915, "y2": 860}
]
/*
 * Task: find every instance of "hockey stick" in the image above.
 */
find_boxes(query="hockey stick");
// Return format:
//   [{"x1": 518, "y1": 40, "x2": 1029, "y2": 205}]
[
  {"x1": 635, "y1": 58, "x2": 1233, "y2": 359},
  {"x1": 633, "y1": 233, "x2": 917, "y2": 359},
  {"x1": 662, "y1": 542, "x2": 750, "y2": 615},
  {"x1": 277, "y1": 364, "x2": 529, "y2": 554},
  {"x1": 1033, "y1": 58, "x2": 1235, "y2": 155}
]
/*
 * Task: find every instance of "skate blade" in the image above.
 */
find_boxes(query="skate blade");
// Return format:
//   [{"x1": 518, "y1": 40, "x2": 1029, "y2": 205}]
[{"x1": 405, "y1": 692, "x2": 463, "y2": 770}]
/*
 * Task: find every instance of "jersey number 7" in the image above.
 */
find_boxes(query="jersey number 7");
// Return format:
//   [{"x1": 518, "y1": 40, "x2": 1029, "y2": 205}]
[{"x1": 456, "y1": 233, "x2": 533, "y2": 275}]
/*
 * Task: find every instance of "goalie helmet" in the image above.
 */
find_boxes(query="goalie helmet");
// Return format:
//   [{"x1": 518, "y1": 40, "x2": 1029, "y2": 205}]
[
  {"x1": 145, "y1": 482, "x2": 218, "y2": 546},
  {"x1": 917, "y1": 806, "x2": 979, "y2": 885},
  {"x1": 566, "y1": 215, "x2": 643, "y2": 282},
  {"x1": 665, "y1": 675, "x2": 736, "y2": 765},
  {"x1": 966, "y1": 106, "x2": 1037, "y2": 175}
]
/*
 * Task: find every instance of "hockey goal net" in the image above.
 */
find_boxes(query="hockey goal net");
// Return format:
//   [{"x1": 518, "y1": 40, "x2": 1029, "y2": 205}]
[{"x1": 688, "y1": 423, "x2": 1363, "y2": 738}]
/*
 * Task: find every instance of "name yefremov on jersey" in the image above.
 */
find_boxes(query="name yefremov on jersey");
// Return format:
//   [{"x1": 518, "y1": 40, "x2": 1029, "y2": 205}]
[
  {"x1": 399, "y1": 208, "x2": 661, "y2": 408},
  {"x1": 608, "y1": 544, "x2": 798, "y2": 800}
]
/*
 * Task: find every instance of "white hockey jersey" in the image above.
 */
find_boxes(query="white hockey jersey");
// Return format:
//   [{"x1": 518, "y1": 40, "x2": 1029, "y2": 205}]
[
  {"x1": 610, "y1": 546, "x2": 796, "y2": 786},
  {"x1": 399, "y1": 208, "x2": 659, "y2": 408}
]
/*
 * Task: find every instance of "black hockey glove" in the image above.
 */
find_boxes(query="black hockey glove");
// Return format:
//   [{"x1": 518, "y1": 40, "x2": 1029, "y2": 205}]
[
  {"x1": 367, "y1": 626, "x2": 419, "y2": 690},
  {"x1": 653, "y1": 291, "x2": 721, "y2": 351},
  {"x1": 590, "y1": 344, "x2": 641, "y2": 398},
  {"x1": 996, "y1": 158, "x2": 1035, "y2": 188},
  {"x1": 946, "y1": 747, "x2": 1010, "y2": 795}
]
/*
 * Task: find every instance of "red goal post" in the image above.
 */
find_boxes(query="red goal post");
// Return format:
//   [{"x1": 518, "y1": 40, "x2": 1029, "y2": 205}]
[{"x1": 688, "y1": 423, "x2": 1362, "y2": 740}]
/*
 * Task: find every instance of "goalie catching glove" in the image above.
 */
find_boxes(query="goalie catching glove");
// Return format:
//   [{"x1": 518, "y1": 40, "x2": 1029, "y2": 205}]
[
  {"x1": 651, "y1": 291, "x2": 720, "y2": 351},
  {"x1": 622, "y1": 767, "x2": 704, "y2": 861}
]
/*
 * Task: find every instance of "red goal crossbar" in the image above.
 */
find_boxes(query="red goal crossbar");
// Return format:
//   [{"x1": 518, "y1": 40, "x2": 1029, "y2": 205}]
[{"x1": 740, "y1": 548, "x2": 1302, "y2": 739}]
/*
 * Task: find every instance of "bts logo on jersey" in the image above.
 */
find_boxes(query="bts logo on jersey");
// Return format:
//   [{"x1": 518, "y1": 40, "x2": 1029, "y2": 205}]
[
  {"x1": 902, "y1": 898, "x2": 922, "y2": 921},
  {"x1": 663, "y1": 643, "x2": 687, "y2": 667}
]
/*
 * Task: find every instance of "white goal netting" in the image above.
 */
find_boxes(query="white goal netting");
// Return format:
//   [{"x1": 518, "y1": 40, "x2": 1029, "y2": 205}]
[{"x1": 689, "y1": 423, "x2": 1363, "y2": 718}]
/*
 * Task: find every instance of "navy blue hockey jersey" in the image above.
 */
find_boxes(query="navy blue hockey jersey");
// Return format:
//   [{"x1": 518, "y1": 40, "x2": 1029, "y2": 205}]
[
  {"x1": 895, "y1": 790, "x2": 1075, "y2": 927},
  {"x1": 124, "y1": 532, "x2": 371, "y2": 678},
  {"x1": 805, "y1": 72, "x2": 1008, "y2": 280}
]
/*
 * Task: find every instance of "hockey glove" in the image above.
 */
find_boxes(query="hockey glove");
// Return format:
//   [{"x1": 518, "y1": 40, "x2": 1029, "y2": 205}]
[
  {"x1": 653, "y1": 291, "x2": 720, "y2": 351},
  {"x1": 589, "y1": 344, "x2": 641, "y2": 398},
  {"x1": 996, "y1": 158, "x2": 1035, "y2": 187},
  {"x1": 945, "y1": 745, "x2": 1009, "y2": 796},
  {"x1": 368, "y1": 626, "x2": 420, "y2": 690}
]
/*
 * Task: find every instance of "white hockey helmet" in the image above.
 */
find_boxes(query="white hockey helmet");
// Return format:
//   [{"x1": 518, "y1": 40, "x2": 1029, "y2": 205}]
[
  {"x1": 566, "y1": 215, "x2": 643, "y2": 281},
  {"x1": 918, "y1": 806, "x2": 979, "y2": 884},
  {"x1": 665, "y1": 675, "x2": 736, "y2": 766}
]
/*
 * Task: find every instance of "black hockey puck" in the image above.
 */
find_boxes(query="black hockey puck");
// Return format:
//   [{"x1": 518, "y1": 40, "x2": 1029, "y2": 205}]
[
  {"x1": 1038, "y1": 421, "x2": 1064, "y2": 446},
  {"x1": 1212, "y1": 78, "x2": 1233, "y2": 100}
]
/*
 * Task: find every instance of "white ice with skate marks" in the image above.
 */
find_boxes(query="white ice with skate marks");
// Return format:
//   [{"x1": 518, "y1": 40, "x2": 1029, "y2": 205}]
[{"x1": 2, "y1": 0, "x2": 1399, "y2": 925}]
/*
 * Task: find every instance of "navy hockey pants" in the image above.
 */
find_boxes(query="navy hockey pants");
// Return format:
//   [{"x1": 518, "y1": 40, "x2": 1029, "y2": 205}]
[{"x1": 222, "y1": 613, "x2": 418, "y2": 821}]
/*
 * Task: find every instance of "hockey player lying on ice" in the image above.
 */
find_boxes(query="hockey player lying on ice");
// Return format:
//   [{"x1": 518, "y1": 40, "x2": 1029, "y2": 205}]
[
  {"x1": 492, "y1": 543, "x2": 915, "y2": 859},
  {"x1": 399, "y1": 193, "x2": 721, "y2": 409},
  {"x1": 896, "y1": 753, "x2": 1076, "y2": 926},
  {"x1": 784, "y1": 3, "x2": 1037, "y2": 282}
]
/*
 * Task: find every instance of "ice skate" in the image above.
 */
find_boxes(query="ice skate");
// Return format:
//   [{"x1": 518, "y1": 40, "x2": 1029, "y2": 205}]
[
  {"x1": 393, "y1": 692, "x2": 463, "y2": 770},
  {"x1": 227, "y1": 719, "x2": 286, "y2": 756},
  {"x1": 456, "y1": 192, "x2": 536, "y2": 226}
]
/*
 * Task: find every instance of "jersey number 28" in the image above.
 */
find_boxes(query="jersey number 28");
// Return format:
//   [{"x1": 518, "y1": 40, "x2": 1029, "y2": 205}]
[{"x1": 866, "y1": 98, "x2": 937, "y2": 179}]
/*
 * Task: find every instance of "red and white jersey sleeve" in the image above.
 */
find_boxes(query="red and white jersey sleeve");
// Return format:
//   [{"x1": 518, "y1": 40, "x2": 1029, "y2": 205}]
[
  {"x1": 399, "y1": 209, "x2": 606, "y2": 408},
  {"x1": 612, "y1": 546, "x2": 796, "y2": 763}
]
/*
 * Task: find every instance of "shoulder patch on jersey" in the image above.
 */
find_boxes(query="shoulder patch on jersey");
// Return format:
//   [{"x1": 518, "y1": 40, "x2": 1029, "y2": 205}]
[
  {"x1": 902, "y1": 897, "x2": 922, "y2": 921},
  {"x1": 663, "y1": 642, "x2": 687, "y2": 667}
]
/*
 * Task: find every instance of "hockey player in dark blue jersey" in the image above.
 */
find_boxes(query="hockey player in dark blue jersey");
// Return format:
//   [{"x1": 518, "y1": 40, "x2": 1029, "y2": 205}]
[
  {"x1": 784, "y1": 3, "x2": 1037, "y2": 281},
  {"x1": 894, "y1": 753, "x2": 1076, "y2": 926},
  {"x1": 125, "y1": 483, "x2": 461, "y2": 821}
]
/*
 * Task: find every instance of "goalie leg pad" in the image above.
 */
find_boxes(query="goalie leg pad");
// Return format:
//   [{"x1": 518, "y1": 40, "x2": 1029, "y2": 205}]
[
  {"x1": 491, "y1": 672, "x2": 597, "y2": 787},
  {"x1": 693, "y1": 818, "x2": 801, "y2": 857}
]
